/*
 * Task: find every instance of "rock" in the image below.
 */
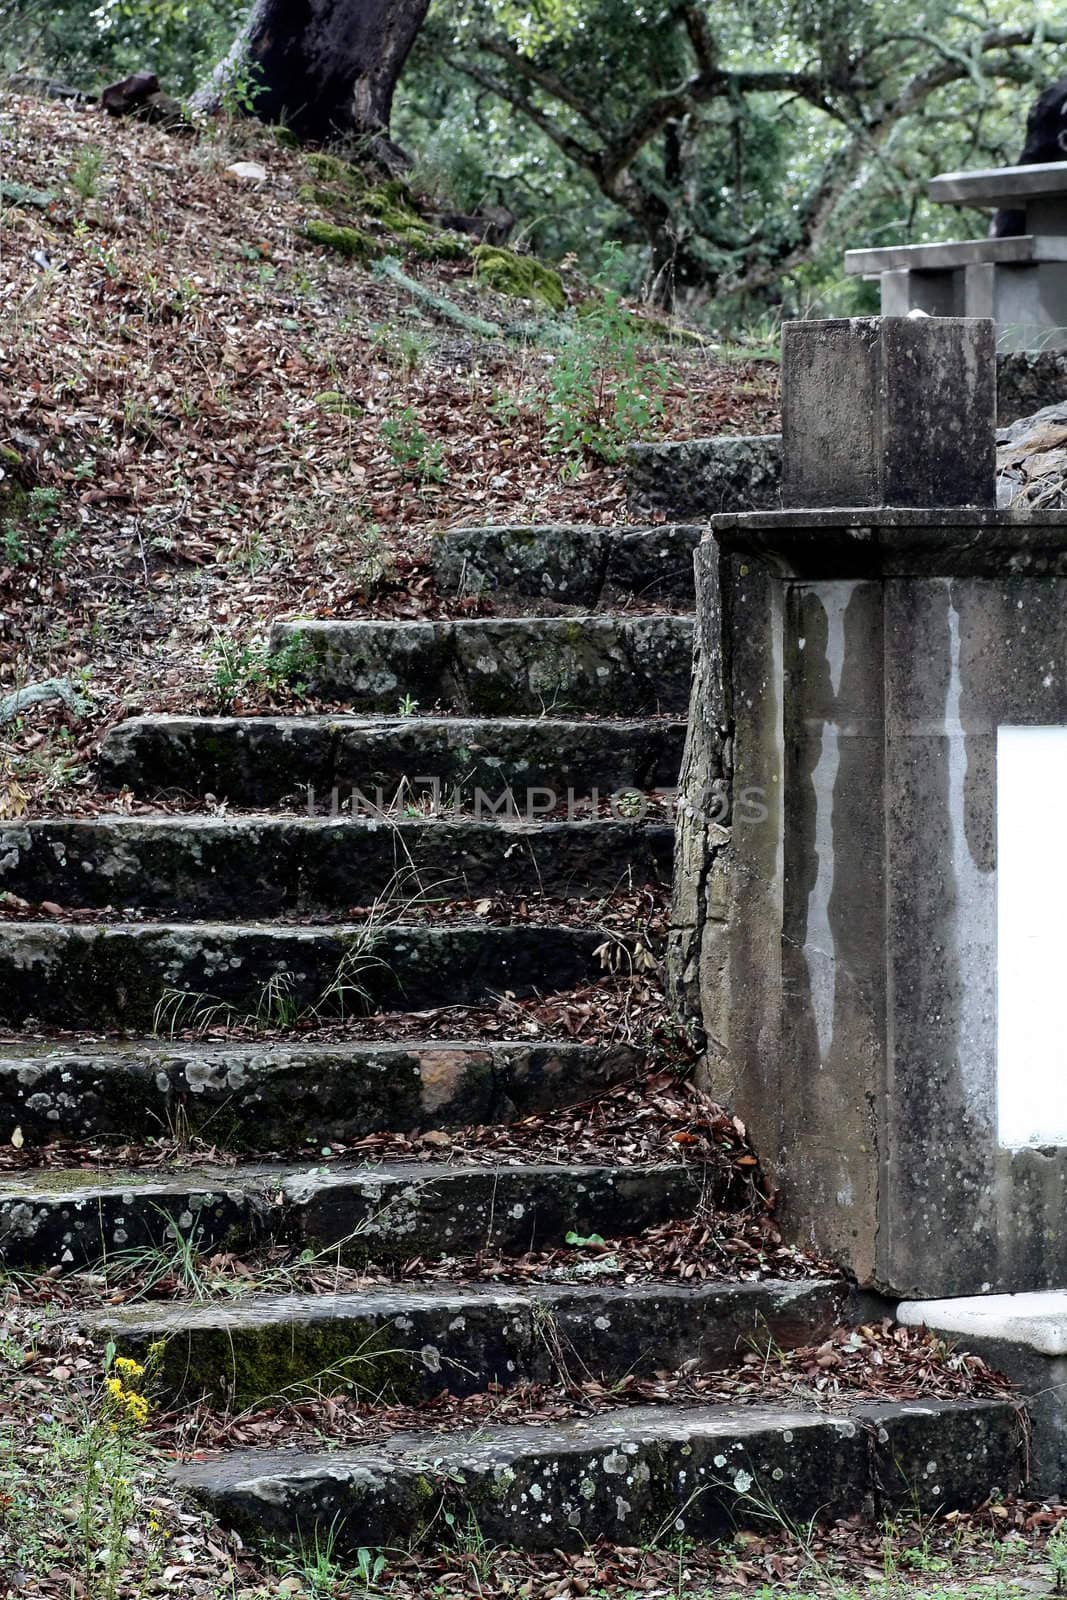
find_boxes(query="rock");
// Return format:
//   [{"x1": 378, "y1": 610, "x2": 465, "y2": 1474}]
[
  {"x1": 996, "y1": 402, "x2": 1067, "y2": 508},
  {"x1": 100, "y1": 71, "x2": 159, "y2": 115},
  {"x1": 996, "y1": 351, "x2": 1067, "y2": 425},
  {"x1": 225, "y1": 161, "x2": 268, "y2": 184}
]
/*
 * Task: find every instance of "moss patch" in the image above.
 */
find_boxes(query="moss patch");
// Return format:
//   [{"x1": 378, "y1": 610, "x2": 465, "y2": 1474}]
[
  {"x1": 305, "y1": 219, "x2": 379, "y2": 262},
  {"x1": 305, "y1": 151, "x2": 363, "y2": 190},
  {"x1": 363, "y1": 186, "x2": 468, "y2": 261},
  {"x1": 472, "y1": 246, "x2": 565, "y2": 312}
]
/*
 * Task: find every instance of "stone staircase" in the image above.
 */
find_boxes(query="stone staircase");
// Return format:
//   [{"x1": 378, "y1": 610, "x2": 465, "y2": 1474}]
[{"x1": 0, "y1": 521, "x2": 1024, "y2": 1561}]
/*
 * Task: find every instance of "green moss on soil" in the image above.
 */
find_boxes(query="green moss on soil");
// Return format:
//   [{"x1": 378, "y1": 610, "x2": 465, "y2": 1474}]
[
  {"x1": 305, "y1": 219, "x2": 379, "y2": 262},
  {"x1": 471, "y1": 246, "x2": 565, "y2": 312},
  {"x1": 362, "y1": 187, "x2": 468, "y2": 261},
  {"x1": 305, "y1": 151, "x2": 363, "y2": 190}
]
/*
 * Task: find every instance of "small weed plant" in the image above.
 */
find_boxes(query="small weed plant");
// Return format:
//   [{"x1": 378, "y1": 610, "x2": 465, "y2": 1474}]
[
  {"x1": 380, "y1": 407, "x2": 447, "y2": 483},
  {"x1": 208, "y1": 629, "x2": 315, "y2": 712},
  {"x1": 544, "y1": 290, "x2": 671, "y2": 466},
  {"x1": 0, "y1": 1339, "x2": 165, "y2": 1599}
]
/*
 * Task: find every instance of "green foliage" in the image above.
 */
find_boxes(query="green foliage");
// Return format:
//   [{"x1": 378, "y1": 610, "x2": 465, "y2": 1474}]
[
  {"x1": 544, "y1": 291, "x2": 670, "y2": 464},
  {"x1": 380, "y1": 408, "x2": 447, "y2": 483},
  {"x1": 472, "y1": 244, "x2": 566, "y2": 310},
  {"x1": 0, "y1": 0, "x2": 244, "y2": 95},
  {"x1": 69, "y1": 146, "x2": 104, "y2": 201},
  {"x1": 398, "y1": 0, "x2": 1067, "y2": 305},
  {"x1": 208, "y1": 630, "x2": 316, "y2": 713},
  {"x1": 1, "y1": 486, "x2": 79, "y2": 570}
]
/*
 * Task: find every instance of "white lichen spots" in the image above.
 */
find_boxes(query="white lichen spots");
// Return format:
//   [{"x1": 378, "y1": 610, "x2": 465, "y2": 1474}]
[
  {"x1": 393, "y1": 1316, "x2": 414, "y2": 1332},
  {"x1": 713, "y1": 1454, "x2": 727, "y2": 1468},
  {"x1": 529, "y1": 1483, "x2": 542, "y2": 1502},
  {"x1": 781, "y1": 1430, "x2": 793, "y2": 1443},
  {"x1": 602, "y1": 1452, "x2": 628, "y2": 1475},
  {"x1": 579, "y1": 1477, "x2": 596, "y2": 1500},
  {"x1": 614, "y1": 1496, "x2": 631, "y2": 1520},
  {"x1": 594, "y1": 1316, "x2": 610, "y2": 1331},
  {"x1": 772, "y1": 1467, "x2": 784, "y2": 1481},
  {"x1": 509, "y1": 1204, "x2": 525, "y2": 1220},
  {"x1": 732, "y1": 1470, "x2": 753, "y2": 1494},
  {"x1": 419, "y1": 1346, "x2": 442, "y2": 1372}
]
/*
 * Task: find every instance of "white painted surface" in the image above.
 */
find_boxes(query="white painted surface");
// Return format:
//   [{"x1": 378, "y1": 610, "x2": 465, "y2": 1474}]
[
  {"x1": 997, "y1": 725, "x2": 1067, "y2": 1147},
  {"x1": 899, "y1": 1290, "x2": 1067, "y2": 1355}
]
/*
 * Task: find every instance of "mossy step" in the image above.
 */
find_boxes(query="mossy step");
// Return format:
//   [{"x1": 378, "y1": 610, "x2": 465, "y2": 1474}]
[
  {"x1": 267, "y1": 615, "x2": 694, "y2": 714},
  {"x1": 0, "y1": 922, "x2": 608, "y2": 1029},
  {"x1": 97, "y1": 714, "x2": 687, "y2": 808},
  {"x1": 432, "y1": 523, "x2": 703, "y2": 606},
  {"x1": 92, "y1": 1278, "x2": 844, "y2": 1407},
  {"x1": 1, "y1": 1158, "x2": 700, "y2": 1272},
  {"x1": 0, "y1": 1038, "x2": 642, "y2": 1147},
  {"x1": 0, "y1": 816, "x2": 673, "y2": 915},
  {"x1": 174, "y1": 1396, "x2": 1020, "y2": 1553}
]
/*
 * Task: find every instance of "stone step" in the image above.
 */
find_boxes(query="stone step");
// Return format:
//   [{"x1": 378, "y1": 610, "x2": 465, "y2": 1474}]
[
  {"x1": 97, "y1": 714, "x2": 688, "y2": 808},
  {"x1": 627, "y1": 434, "x2": 782, "y2": 521},
  {"x1": 267, "y1": 616, "x2": 693, "y2": 714},
  {"x1": 0, "y1": 817, "x2": 673, "y2": 916},
  {"x1": 174, "y1": 1396, "x2": 1019, "y2": 1553},
  {"x1": 0, "y1": 922, "x2": 609, "y2": 1029},
  {"x1": 1, "y1": 1159, "x2": 704, "y2": 1271},
  {"x1": 0, "y1": 1039, "x2": 642, "y2": 1147},
  {"x1": 432, "y1": 523, "x2": 702, "y2": 606},
  {"x1": 93, "y1": 1278, "x2": 844, "y2": 1406}
]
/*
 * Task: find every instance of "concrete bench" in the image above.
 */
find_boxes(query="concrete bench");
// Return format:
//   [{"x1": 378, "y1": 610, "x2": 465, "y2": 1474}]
[{"x1": 844, "y1": 161, "x2": 1067, "y2": 349}]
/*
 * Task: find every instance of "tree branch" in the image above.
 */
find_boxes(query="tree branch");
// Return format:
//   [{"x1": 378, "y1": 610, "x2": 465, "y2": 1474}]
[{"x1": 443, "y1": 54, "x2": 604, "y2": 174}]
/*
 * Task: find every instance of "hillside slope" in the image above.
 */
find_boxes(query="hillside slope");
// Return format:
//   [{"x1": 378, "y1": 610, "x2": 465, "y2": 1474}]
[{"x1": 0, "y1": 90, "x2": 778, "y2": 818}]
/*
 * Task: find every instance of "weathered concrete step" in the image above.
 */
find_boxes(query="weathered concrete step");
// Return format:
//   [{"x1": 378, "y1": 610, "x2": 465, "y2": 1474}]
[
  {"x1": 0, "y1": 922, "x2": 608, "y2": 1029},
  {"x1": 0, "y1": 1165, "x2": 268, "y2": 1269},
  {"x1": 0, "y1": 1039, "x2": 642, "y2": 1148},
  {"x1": 433, "y1": 523, "x2": 702, "y2": 606},
  {"x1": 175, "y1": 1396, "x2": 1020, "y2": 1553},
  {"x1": 97, "y1": 714, "x2": 688, "y2": 807},
  {"x1": 0, "y1": 817, "x2": 673, "y2": 915},
  {"x1": 94, "y1": 1278, "x2": 844, "y2": 1406},
  {"x1": 268, "y1": 616, "x2": 693, "y2": 713},
  {"x1": 627, "y1": 434, "x2": 782, "y2": 521},
  {"x1": 1, "y1": 1159, "x2": 703, "y2": 1271}
]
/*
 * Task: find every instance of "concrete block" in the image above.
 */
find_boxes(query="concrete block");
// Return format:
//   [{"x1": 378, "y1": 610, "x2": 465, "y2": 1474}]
[
  {"x1": 899, "y1": 1292, "x2": 1067, "y2": 1493},
  {"x1": 781, "y1": 316, "x2": 996, "y2": 509}
]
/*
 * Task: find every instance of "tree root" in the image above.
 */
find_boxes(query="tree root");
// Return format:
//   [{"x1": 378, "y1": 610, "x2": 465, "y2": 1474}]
[{"x1": 0, "y1": 678, "x2": 89, "y2": 725}]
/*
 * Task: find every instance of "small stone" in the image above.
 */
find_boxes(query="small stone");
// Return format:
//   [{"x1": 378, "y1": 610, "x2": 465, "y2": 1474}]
[
  {"x1": 420, "y1": 1130, "x2": 451, "y2": 1148},
  {"x1": 225, "y1": 161, "x2": 267, "y2": 183}
]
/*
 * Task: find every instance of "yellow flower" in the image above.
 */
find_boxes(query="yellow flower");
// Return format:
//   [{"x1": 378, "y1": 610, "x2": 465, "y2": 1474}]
[{"x1": 114, "y1": 1357, "x2": 145, "y2": 1381}]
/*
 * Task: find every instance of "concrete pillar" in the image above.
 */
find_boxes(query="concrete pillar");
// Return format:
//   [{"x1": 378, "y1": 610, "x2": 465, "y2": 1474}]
[{"x1": 781, "y1": 316, "x2": 996, "y2": 509}]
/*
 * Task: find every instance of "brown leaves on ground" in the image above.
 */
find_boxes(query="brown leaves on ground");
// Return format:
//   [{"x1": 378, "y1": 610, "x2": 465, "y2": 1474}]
[{"x1": 1, "y1": 90, "x2": 779, "y2": 819}]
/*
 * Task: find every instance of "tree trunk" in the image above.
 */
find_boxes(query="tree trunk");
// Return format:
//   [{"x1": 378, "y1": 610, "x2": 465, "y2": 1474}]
[{"x1": 194, "y1": 0, "x2": 431, "y2": 149}]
